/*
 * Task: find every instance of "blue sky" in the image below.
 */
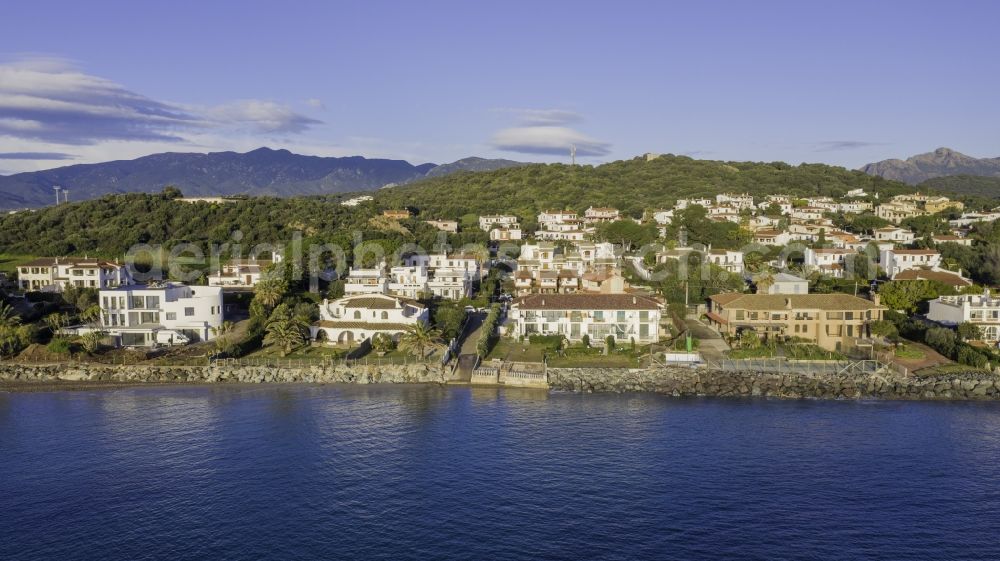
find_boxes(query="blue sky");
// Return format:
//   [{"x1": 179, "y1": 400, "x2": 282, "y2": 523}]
[{"x1": 0, "y1": 0, "x2": 998, "y2": 174}]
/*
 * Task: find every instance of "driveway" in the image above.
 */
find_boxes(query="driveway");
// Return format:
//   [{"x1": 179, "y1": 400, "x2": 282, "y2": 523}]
[{"x1": 685, "y1": 318, "x2": 729, "y2": 362}]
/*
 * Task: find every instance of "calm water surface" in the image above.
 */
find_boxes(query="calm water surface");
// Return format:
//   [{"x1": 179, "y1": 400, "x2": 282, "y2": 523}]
[{"x1": 2, "y1": 384, "x2": 999, "y2": 561}]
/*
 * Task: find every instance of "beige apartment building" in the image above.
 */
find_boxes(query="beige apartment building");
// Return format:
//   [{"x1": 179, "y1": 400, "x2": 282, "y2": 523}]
[{"x1": 706, "y1": 293, "x2": 886, "y2": 352}]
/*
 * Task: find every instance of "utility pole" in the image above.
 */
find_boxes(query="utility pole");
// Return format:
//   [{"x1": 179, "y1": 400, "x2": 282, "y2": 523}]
[
  {"x1": 53, "y1": 185, "x2": 61, "y2": 205},
  {"x1": 63, "y1": 189, "x2": 70, "y2": 203},
  {"x1": 570, "y1": 145, "x2": 576, "y2": 166}
]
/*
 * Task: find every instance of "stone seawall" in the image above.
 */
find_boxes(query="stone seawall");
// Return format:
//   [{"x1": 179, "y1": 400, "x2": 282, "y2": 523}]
[
  {"x1": 4, "y1": 363, "x2": 1000, "y2": 400},
  {"x1": 547, "y1": 367, "x2": 1000, "y2": 400},
  {"x1": 0, "y1": 363, "x2": 451, "y2": 385}
]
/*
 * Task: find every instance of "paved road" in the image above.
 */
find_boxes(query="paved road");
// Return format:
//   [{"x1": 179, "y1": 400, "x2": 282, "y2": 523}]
[
  {"x1": 685, "y1": 318, "x2": 729, "y2": 362},
  {"x1": 449, "y1": 311, "x2": 487, "y2": 382}
]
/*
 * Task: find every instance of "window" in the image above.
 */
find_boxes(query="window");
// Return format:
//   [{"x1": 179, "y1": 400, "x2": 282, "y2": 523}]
[
  {"x1": 184, "y1": 307, "x2": 195, "y2": 317},
  {"x1": 166, "y1": 312, "x2": 176, "y2": 321},
  {"x1": 354, "y1": 311, "x2": 362, "y2": 320},
  {"x1": 381, "y1": 311, "x2": 389, "y2": 320}
]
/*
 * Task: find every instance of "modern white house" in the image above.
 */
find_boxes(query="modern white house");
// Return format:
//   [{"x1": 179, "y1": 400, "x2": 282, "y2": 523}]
[
  {"x1": 705, "y1": 249, "x2": 745, "y2": 274},
  {"x1": 874, "y1": 227, "x2": 916, "y2": 245},
  {"x1": 757, "y1": 272, "x2": 809, "y2": 295},
  {"x1": 96, "y1": 282, "x2": 224, "y2": 347},
  {"x1": 311, "y1": 294, "x2": 428, "y2": 345},
  {"x1": 928, "y1": 290, "x2": 1000, "y2": 341},
  {"x1": 583, "y1": 206, "x2": 620, "y2": 223},
  {"x1": 489, "y1": 225, "x2": 523, "y2": 241},
  {"x1": 804, "y1": 248, "x2": 854, "y2": 278},
  {"x1": 880, "y1": 248, "x2": 942, "y2": 279},
  {"x1": 508, "y1": 293, "x2": 663, "y2": 344},
  {"x1": 344, "y1": 265, "x2": 390, "y2": 295},
  {"x1": 207, "y1": 258, "x2": 271, "y2": 288},
  {"x1": 17, "y1": 257, "x2": 131, "y2": 292},
  {"x1": 479, "y1": 214, "x2": 519, "y2": 232}
]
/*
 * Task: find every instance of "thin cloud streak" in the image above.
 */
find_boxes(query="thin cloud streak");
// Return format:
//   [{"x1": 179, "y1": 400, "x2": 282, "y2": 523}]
[
  {"x1": 0, "y1": 57, "x2": 322, "y2": 145},
  {"x1": 0, "y1": 151, "x2": 76, "y2": 160}
]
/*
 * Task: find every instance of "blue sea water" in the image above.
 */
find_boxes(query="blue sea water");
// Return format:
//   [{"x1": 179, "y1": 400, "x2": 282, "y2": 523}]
[{"x1": 2, "y1": 385, "x2": 1000, "y2": 561}]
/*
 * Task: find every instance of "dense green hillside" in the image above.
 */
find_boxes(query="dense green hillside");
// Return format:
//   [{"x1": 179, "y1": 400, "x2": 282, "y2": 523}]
[
  {"x1": 0, "y1": 155, "x2": 919, "y2": 258},
  {"x1": 919, "y1": 175, "x2": 1000, "y2": 199},
  {"x1": 375, "y1": 155, "x2": 916, "y2": 220}
]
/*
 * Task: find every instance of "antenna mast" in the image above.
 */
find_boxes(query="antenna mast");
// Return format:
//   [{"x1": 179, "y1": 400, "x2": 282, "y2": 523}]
[
  {"x1": 52, "y1": 185, "x2": 61, "y2": 205},
  {"x1": 570, "y1": 145, "x2": 576, "y2": 166},
  {"x1": 63, "y1": 189, "x2": 70, "y2": 203}
]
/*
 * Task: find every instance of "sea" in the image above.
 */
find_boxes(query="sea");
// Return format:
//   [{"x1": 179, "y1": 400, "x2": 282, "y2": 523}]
[{"x1": 2, "y1": 384, "x2": 999, "y2": 560}]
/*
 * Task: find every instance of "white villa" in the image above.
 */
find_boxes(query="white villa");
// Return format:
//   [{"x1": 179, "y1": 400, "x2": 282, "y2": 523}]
[
  {"x1": 874, "y1": 227, "x2": 916, "y2": 245},
  {"x1": 880, "y1": 248, "x2": 942, "y2": 279},
  {"x1": 96, "y1": 282, "x2": 224, "y2": 347},
  {"x1": 312, "y1": 294, "x2": 428, "y2": 345},
  {"x1": 479, "y1": 214, "x2": 519, "y2": 232},
  {"x1": 758, "y1": 273, "x2": 809, "y2": 295},
  {"x1": 928, "y1": 290, "x2": 1000, "y2": 341},
  {"x1": 17, "y1": 257, "x2": 131, "y2": 292},
  {"x1": 508, "y1": 293, "x2": 663, "y2": 344},
  {"x1": 583, "y1": 206, "x2": 620, "y2": 223},
  {"x1": 804, "y1": 248, "x2": 853, "y2": 278},
  {"x1": 207, "y1": 258, "x2": 271, "y2": 288}
]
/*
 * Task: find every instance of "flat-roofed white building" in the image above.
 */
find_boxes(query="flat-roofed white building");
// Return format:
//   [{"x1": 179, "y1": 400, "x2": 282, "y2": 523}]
[
  {"x1": 584, "y1": 206, "x2": 620, "y2": 223},
  {"x1": 880, "y1": 248, "x2": 942, "y2": 279},
  {"x1": 928, "y1": 290, "x2": 1000, "y2": 341},
  {"x1": 874, "y1": 227, "x2": 916, "y2": 245},
  {"x1": 479, "y1": 214, "x2": 519, "y2": 232},
  {"x1": 97, "y1": 282, "x2": 223, "y2": 346}
]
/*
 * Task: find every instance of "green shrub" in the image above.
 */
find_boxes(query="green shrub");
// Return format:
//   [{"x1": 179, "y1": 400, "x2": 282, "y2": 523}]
[{"x1": 47, "y1": 338, "x2": 72, "y2": 355}]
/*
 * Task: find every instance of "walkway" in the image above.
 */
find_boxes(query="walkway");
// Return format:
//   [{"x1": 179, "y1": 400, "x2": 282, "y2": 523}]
[
  {"x1": 685, "y1": 317, "x2": 730, "y2": 362},
  {"x1": 450, "y1": 311, "x2": 487, "y2": 383}
]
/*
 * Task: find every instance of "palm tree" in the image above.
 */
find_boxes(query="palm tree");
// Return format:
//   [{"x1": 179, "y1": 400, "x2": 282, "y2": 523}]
[
  {"x1": 211, "y1": 321, "x2": 236, "y2": 355},
  {"x1": 254, "y1": 280, "x2": 286, "y2": 310},
  {"x1": 398, "y1": 322, "x2": 441, "y2": 359},
  {"x1": 755, "y1": 270, "x2": 775, "y2": 294},
  {"x1": 80, "y1": 330, "x2": 108, "y2": 354},
  {"x1": 44, "y1": 312, "x2": 69, "y2": 335},
  {"x1": 263, "y1": 317, "x2": 307, "y2": 357},
  {"x1": 0, "y1": 303, "x2": 21, "y2": 329}
]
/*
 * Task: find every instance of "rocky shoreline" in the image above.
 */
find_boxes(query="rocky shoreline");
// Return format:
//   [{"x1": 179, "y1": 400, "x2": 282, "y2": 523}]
[{"x1": 2, "y1": 363, "x2": 1000, "y2": 400}]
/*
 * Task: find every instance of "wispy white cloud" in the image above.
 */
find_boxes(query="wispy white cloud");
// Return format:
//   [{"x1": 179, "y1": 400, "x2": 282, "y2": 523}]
[
  {"x1": 0, "y1": 151, "x2": 75, "y2": 160},
  {"x1": 0, "y1": 56, "x2": 322, "y2": 146},
  {"x1": 813, "y1": 140, "x2": 886, "y2": 152},
  {"x1": 491, "y1": 124, "x2": 610, "y2": 157},
  {"x1": 491, "y1": 107, "x2": 584, "y2": 127}
]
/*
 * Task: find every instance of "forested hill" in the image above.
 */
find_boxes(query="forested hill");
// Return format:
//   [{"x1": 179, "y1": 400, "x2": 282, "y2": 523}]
[
  {"x1": 918, "y1": 175, "x2": 1000, "y2": 199},
  {"x1": 0, "y1": 155, "x2": 919, "y2": 259},
  {"x1": 375, "y1": 155, "x2": 916, "y2": 220},
  {"x1": 0, "y1": 148, "x2": 525, "y2": 210}
]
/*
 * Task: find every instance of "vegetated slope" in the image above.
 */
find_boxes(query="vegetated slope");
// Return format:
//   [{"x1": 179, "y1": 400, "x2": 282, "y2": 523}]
[{"x1": 377, "y1": 154, "x2": 915, "y2": 220}]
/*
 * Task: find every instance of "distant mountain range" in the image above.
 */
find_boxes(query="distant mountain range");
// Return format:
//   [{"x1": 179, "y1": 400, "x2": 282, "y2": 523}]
[
  {"x1": 0, "y1": 148, "x2": 526, "y2": 209},
  {"x1": 861, "y1": 147, "x2": 1000, "y2": 185}
]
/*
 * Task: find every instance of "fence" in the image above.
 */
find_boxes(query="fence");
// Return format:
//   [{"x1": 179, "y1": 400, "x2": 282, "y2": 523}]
[
  {"x1": 209, "y1": 355, "x2": 436, "y2": 368},
  {"x1": 702, "y1": 357, "x2": 889, "y2": 375}
]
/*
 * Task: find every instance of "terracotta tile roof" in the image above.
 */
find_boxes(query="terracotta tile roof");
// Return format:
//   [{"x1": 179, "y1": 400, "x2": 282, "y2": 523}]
[
  {"x1": 314, "y1": 321, "x2": 414, "y2": 330},
  {"x1": 340, "y1": 295, "x2": 424, "y2": 309},
  {"x1": 889, "y1": 249, "x2": 939, "y2": 255},
  {"x1": 892, "y1": 269, "x2": 972, "y2": 286},
  {"x1": 709, "y1": 293, "x2": 884, "y2": 311},
  {"x1": 22, "y1": 257, "x2": 125, "y2": 268},
  {"x1": 514, "y1": 293, "x2": 662, "y2": 310}
]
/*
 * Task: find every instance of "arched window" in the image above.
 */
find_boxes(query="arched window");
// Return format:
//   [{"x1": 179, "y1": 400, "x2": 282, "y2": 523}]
[
  {"x1": 381, "y1": 311, "x2": 389, "y2": 320},
  {"x1": 353, "y1": 310, "x2": 361, "y2": 319}
]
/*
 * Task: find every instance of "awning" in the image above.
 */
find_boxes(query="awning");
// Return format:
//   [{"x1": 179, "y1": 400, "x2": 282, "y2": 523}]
[{"x1": 705, "y1": 312, "x2": 728, "y2": 325}]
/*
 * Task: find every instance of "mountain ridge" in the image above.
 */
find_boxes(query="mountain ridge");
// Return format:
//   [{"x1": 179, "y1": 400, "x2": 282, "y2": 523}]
[
  {"x1": 0, "y1": 148, "x2": 524, "y2": 209},
  {"x1": 860, "y1": 147, "x2": 1000, "y2": 185}
]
